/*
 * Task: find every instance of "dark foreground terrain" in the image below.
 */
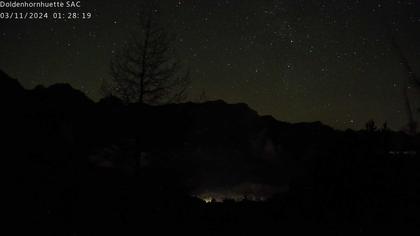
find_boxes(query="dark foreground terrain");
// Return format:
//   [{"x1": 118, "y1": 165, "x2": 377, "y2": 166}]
[{"x1": 2, "y1": 70, "x2": 419, "y2": 235}]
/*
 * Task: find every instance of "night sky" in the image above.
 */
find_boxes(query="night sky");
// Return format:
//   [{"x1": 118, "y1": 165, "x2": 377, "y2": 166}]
[{"x1": 1, "y1": 0, "x2": 419, "y2": 130}]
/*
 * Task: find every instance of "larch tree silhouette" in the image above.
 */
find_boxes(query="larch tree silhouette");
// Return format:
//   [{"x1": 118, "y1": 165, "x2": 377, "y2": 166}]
[
  {"x1": 389, "y1": 34, "x2": 419, "y2": 134},
  {"x1": 102, "y1": 5, "x2": 190, "y2": 104}
]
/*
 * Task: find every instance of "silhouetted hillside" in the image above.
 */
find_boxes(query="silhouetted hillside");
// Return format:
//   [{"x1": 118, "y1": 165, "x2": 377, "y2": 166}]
[{"x1": 2, "y1": 70, "x2": 419, "y2": 235}]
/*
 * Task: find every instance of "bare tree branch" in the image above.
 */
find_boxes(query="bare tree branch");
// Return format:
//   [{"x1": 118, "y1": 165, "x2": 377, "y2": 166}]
[{"x1": 101, "y1": 4, "x2": 190, "y2": 105}]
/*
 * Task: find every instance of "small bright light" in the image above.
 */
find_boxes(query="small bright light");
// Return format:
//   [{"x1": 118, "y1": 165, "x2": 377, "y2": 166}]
[{"x1": 203, "y1": 197, "x2": 212, "y2": 203}]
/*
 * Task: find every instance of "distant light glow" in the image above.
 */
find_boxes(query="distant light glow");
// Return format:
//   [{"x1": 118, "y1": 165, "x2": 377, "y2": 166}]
[
  {"x1": 194, "y1": 183, "x2": 287, "y2": 203},
  {"x1": 202, "y1": 197, "x2": 212, "y2": 203}
]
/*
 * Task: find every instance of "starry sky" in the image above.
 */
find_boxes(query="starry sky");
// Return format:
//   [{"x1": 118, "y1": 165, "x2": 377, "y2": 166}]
[{"x1": 0, "y1": 0, "x2": 419, "y2": 130}]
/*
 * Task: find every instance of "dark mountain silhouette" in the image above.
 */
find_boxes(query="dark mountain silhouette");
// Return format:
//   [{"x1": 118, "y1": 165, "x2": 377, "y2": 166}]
[{"x1": 2, "y1": 70, "x2": 419, "y2": 235}]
